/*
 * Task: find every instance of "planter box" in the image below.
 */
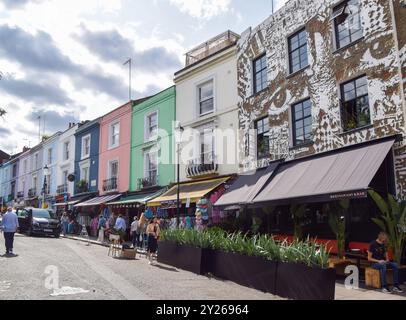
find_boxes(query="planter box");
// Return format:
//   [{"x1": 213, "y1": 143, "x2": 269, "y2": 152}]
[
  {"x1": 209, "y1": 250, "x2": 278, "y2": 294},
  {"x1": 157, "y1": 241, "x2": 210, "y2": 275},
  {"x1": 275, "y1": 262, "x2": 336, "y2": 300}
]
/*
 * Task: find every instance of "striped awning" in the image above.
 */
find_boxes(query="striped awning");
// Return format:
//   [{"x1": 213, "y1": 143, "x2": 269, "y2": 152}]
[
  {"x1": 74, "y1": 194, "x2": 121, "y2": 207},
  {"x1": 147, "y1": 177, "x2": 230, "y2": 207},
  {"x1": 107, "y1": 189, "x2": 166, "y2": 206}
]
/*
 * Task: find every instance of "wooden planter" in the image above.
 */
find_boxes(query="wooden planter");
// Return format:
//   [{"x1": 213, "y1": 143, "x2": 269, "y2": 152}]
[
  {"x1": 209, "y1": 250, "x2": 278, "y2": 294},
  {"x1": 275, "y1": 262, "x2": 336, "y2": 300},
  {"x1": 157, "y1": 241, "x2": 211, "y2": 275}
]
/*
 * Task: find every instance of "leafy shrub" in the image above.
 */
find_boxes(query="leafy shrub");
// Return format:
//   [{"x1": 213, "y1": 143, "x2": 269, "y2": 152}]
[{"x1": 160, "y1": 228, "x2": 330, "y2": 269}]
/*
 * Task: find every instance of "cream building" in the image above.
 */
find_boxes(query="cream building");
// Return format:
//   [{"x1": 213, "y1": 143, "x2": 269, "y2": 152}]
[{"x1": 174, "y1": 30, "x2": 240, "y2": 182}]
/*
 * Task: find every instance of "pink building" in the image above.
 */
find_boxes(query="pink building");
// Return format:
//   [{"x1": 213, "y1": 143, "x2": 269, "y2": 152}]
[{"x1": 98, "y1": 101, "x2": 133, "y2": 195}]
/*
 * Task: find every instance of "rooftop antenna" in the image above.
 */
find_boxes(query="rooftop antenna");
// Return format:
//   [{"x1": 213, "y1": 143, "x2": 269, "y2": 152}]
[
  {"x1": 271, "y1": 0, "x2": 274, "y2": 13},
  {"x1": 43, "y1": 114, "x2": 46, "y2": 137},
  {"x1": 37, "y1": 115, "x2": 41, "y2": 143},
  {"x1": 123, "y1": 58, "x2": 132, "y2": 101}
]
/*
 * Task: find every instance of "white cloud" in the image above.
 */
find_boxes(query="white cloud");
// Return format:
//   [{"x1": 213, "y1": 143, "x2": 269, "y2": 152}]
[{"x1": 168, "y1": 0, "x2": 232, "y2": 19}]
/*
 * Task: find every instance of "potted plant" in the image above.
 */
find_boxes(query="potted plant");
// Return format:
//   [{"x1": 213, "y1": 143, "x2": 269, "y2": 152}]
[
  {"x1": 369, "y1": 190, "x2": 406, "y2": 265},
  {"x1": 76, "y1": 180, "x2": 88, "y2": 193},
  {"x1": 158, "y1": 229, "x2": 212, "y2": 275},
  {"x1": 326, "y1": 200, "x2": 349, "y2": 259}
]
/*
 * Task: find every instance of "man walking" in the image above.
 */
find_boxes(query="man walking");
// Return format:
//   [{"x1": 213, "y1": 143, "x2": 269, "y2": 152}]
[{"x1": 0, "y1": 207, "x2": 19, "y2": 256}]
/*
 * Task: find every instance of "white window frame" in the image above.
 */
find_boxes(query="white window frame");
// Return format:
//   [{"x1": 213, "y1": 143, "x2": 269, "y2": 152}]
[
  {"x1": 108, "y1": 121, "x2": 120, "y2": 149},
  {"x1": 81, "y1": 134, "x2": 91, "y2": 159},
  {"x1": 107, "y1": 159, "x2": 119, "y2": 180},
  {"x1": 62, "y1": 170, "x2": 69, "y2": 185},
  {"x1": 23, "y1": 159, "x2": 27, "y2": 174},
  {"x1": 34, "y1": 153, "x2": 39, "y2": 170},
  {"x1": 63, "y1": 141, "x2": 70, "y2": 161},
  {"x1": 47, "y1": 148, "x2": 52, "y2": 165},
  {"x1": 194, "y1": 122, "x2": 215, "y2": 163},
  {"x1": 144, "y1": 150, "x2": 158, "y2": 180},
  {"x1": 32, "y1": 175, "x2": 37, "y2": 192},
  {"x1": 196, "y1": 77, "x2": 216, "y2": 118},
  {"x1": 144, "y1": 110, "x2": 159, "y2": 141}
]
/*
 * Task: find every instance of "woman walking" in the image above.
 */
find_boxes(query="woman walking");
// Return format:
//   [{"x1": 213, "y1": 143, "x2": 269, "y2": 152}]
[
  {"x1": 146, "y1": 217, "x2": 160, "y2": 265},
  {"x1": 61, "y1": 212, "x2": 69, "y2": 236}
]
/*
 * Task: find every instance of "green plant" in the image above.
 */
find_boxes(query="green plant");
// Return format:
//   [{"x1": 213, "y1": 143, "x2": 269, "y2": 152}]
[
  {"x1": 326, "y1": 200, "x2": 349, "y2": 259},
  {"x1": 369, "y1": 190, "x2": 406, "y2": 264},
  {"x1": 291, "y1": 204, "x2": 306, "y2": 241},
  {"x1": 160, "y1": 228, "x2": 331, "y2": 269},
  {"x1": 346, "y1": 117, "x2": 357, "y2": 130}
]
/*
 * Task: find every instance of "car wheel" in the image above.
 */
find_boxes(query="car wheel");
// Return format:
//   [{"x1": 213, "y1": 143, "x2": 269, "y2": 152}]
[
  {"x1": 27, "y1": 227, "x2": 33, "y2": 237},
  {"x1": 54, "y1": 232, "x2": 60, "y2": 238}
]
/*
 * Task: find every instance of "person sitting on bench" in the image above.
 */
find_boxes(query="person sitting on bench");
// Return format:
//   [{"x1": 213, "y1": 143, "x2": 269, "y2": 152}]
[{"x1": 367, "y1": 232, "x2": 403, "y2": 294}]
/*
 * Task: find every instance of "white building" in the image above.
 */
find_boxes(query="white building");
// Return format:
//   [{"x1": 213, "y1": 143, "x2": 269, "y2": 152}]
[
  {"x1": 56, "y1": 123, "x2": 78, "y2": 198},
  {"x1": 16, "y1": 147, "x2": 31, "y2": 206},
  {"x1": 174, "y1": 30, "x2": 240, "y2": 181}
]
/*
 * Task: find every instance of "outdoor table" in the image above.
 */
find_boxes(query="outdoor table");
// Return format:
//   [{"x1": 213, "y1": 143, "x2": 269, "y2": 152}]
[{"x1": 345, "y1": 251, "x2": 368, "y2": 279}]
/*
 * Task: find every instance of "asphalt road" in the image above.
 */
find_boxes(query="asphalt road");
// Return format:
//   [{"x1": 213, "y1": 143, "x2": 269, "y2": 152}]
[{"x1": 0, "y1": 233, "x2": 282, "y2": 300}]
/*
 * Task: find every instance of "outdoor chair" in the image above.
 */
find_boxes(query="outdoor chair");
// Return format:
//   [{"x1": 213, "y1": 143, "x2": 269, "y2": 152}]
[{"x1": 108, "y1": 234, "x2": 121, "y2": 258}]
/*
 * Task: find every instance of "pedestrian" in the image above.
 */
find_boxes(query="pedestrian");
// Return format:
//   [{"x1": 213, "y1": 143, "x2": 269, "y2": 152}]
[
  {"x1": 114, "y1": 214, "x2": 126, "y2": 242},
  {"x1": 146, "y1": 217, "x2": 160, "y2": 265},
  {"x1": 61, "y1": 212, "x2": 69, "y2": 236},
  {"x1": 131, "y1": 216, "x2": 140, "y2": 249},
  {"x1": 97, "y1": 214, "x2": 106, "y2": 243},
  {"x1": 0, "y1": 207, "x2": 19, "y2": 256}
]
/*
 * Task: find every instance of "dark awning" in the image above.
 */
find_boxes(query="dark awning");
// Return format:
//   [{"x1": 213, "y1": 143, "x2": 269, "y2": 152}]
[
  {"x1": 252, "y1": 138, "x2": 395, "y2": 206},
  {"x1": 214, "y1": 162, "x2": 279, "y2": 208},
  {"x1": 54, "y1": 195, "x2": 93, "y2": 207}
]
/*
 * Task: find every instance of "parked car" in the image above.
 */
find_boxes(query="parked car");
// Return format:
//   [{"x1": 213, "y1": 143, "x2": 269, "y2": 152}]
[{"x1": 16, "y1": 207, "x2": 61, "y2": 238}]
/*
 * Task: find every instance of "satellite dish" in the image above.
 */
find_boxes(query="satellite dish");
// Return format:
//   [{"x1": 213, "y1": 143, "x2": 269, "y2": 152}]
[{"x1": 67, "y1": 174, "x2": 75, "y2": 182}]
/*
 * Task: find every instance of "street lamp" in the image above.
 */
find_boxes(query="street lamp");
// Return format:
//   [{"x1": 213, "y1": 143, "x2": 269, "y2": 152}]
[
  {"x1": 175, "y1": 123, "x2": 184, "y2": 228},
  {"x1": 42, "y1": 165, "x2": 50, "y2": 209}
]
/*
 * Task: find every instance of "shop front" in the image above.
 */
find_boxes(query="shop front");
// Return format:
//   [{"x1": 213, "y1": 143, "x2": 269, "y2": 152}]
[
  {"x1": 107, "y1": 189, "x2": 167, "y2": 239},
  {"x1": 147, "y1": 177, "x2": 231, "y2": 230},
  {"x1": 73, "y1": 194, "x2": 121, "y2": 236},
  {"x1": 215, "y1": 136, "x2": 402, "y2": 258}
]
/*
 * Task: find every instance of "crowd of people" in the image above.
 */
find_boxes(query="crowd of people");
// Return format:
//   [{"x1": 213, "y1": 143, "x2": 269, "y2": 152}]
[{"x1": 58, "y1": 209, "x2": 161, "y2": 264}]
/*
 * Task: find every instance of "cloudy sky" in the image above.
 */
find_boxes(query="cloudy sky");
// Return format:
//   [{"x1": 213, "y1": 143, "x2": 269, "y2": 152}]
[{"x1": 0, "y1": 0, "x2": 286, "y2": 155}]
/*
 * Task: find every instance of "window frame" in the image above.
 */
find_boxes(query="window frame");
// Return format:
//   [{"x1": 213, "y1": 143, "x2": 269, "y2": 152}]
[
  {"x1": 291, "y1": 98, "x2": 313, "y2": 147},
  {"x1": 144, "y1": 110, "x2": 159, "y2": 141},
  {"x1": 340, "y1": 75, "x2": 370, "y2": 132},
  {"x1": 63, "y1": 141, "x2": 70, "y2": 161},
  {"x1": 333, "y1": 0, "x2": 363, "y2": 50},
  {"x1": 47, "y1": 148, "x2": 52, "y2": 165},
  {"x1": 81, "y1": 134, "x2": 91, "y2": 159},
  {"x1": 108, "y1": 159, "x2": 119, "y2": 180},
  {"x1": 253, "y1": 54, "x2": 268, "y2": 94},
  {"x1": 288, "y1": 28, "x2": 309, "y2": 75},
  {"x1": 255, "y1": 117, "x2": 270, "y2": 160},
  {"x1": 197, "y1": 79, "x2": 215, "y2": 117},
  {"x1": 108, "y1": 121, "x2": 120, "y2": 149},
  {"x1": 144, "y1": 150, "x2": 158, "y2": 181}
]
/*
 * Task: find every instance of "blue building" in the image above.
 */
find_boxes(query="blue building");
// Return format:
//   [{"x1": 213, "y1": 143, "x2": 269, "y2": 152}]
[
  {"x1": 74, "y1": 118, "x2": 100, "y2": 196},
  {"x1": 0, "y1": 153, "x2": 21, "y2": 207}
]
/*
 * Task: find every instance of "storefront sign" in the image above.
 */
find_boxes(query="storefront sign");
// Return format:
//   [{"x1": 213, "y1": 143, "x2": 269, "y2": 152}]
[{"x1": 329, "y1": 190, "x2": 368, "y2": 200}]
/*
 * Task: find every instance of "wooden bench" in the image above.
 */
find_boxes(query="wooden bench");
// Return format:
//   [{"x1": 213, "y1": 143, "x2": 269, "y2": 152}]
[{"x1": 365, "y1": 267, "x2": 394, "y2": 289}]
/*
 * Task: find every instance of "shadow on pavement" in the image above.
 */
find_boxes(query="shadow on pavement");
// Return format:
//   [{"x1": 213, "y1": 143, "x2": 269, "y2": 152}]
[
  {"x1": 0, "y1": 253, "x2": 19, "y2": 258},
  {"x1": 152, "y1": 264, "x2": 179, "y2": 272}
]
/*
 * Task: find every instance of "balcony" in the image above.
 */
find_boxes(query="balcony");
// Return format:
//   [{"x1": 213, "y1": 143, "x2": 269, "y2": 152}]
[
  {"x1": 186, "y1": 152, "x2": 218, "y2": 178},
  {"x1": 76, "y1": 181, "x2": 89, "y2": 194},
  {"x1": 138, "y1": 174, "x2": 158, "y2": 190},
  {"x1": 28, "y1": 188, "x2": 37, "y2": 198},
  {"x1": 56, "y1": 184, "x2": 68, "y2": 196},
  {"x1": 17, "y1": 191, "x2": 24, "y2": 199},
  {"x1": 185, "y1": 30, "x2": 239, "y2": 66},
  {"x1": 103, "y1": 177, "x2": 118, "y2": 192}
]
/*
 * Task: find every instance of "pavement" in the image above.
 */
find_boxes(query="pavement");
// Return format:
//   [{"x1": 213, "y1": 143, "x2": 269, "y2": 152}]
[{"x1": 0, "y1": 233, "x2": 405, "y2": 300}]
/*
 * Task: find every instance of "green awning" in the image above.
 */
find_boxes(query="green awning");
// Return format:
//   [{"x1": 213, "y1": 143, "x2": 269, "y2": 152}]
[{"x1": 107, "y1": 189, "x2": 166, "y2": 207}]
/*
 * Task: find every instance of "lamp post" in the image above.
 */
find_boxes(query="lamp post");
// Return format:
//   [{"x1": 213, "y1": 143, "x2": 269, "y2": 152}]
[
  {"x1": 175, "y1": 123, "x2": 184, "y2": 228},
  {"x1": 42, "y1": 165, "x2": 50, "y2": 209}
]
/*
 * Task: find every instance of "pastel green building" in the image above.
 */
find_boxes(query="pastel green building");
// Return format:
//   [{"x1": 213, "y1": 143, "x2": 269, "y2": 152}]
[{"x1": 130, "y1": 86, "x2": 176, "y2": 192}]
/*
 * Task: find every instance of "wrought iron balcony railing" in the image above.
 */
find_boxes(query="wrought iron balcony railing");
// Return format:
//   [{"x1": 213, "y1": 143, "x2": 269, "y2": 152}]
[
  {"x1": 56, "y1": 184, "x2": 68, "y2": 196},
  {"x1": 186, "y1": 152, "x2": 218, "y2": 178},
  {"x1": 17, "y1": 191, "x2": 24, "y2": 199},
  {"x1": 138, "y1": 173, "x2": 158, "y2": 190},
  {"x1": 103, "y1": 177, "x2": 118, "y2": 192},
  {"x1": 28, "y1": 188, "x2": 37, "y2": 198}
]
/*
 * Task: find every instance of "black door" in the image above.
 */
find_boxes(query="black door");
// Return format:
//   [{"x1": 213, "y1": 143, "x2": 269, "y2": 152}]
[{"x1": 16, "y1": 208, "x2": 30, "y2": 232}]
